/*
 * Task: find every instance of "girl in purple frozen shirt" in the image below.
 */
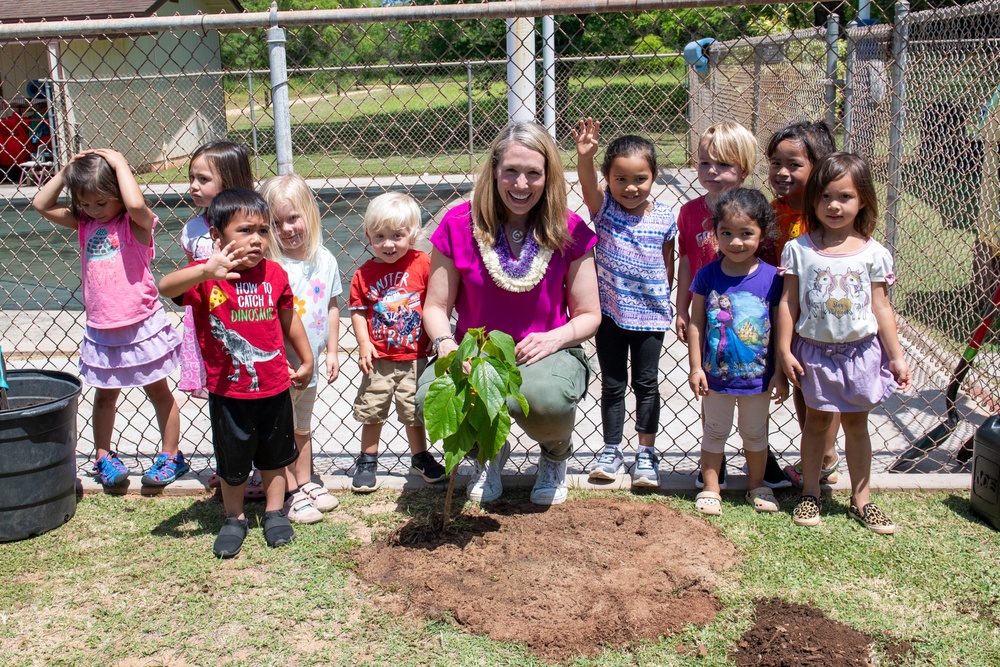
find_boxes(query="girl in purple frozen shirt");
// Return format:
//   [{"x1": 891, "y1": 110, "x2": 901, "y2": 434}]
[{"x1": 688, "y1": 188, "x2": 787, "y2": 517}]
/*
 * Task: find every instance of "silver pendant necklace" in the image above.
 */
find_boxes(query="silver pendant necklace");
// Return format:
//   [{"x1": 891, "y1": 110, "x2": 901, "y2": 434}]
[{"x1": 510, "y1": 228, "x2": 525, "y2": 244}]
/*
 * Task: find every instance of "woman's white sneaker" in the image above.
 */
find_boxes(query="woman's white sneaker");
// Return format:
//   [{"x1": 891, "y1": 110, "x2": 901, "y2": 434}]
[
  {"x1": 466, "y1": 442, "x2": 509, "y2": 503},
  {"x1": 530, "y1": 457, "x2": 568, "y2": 505}
]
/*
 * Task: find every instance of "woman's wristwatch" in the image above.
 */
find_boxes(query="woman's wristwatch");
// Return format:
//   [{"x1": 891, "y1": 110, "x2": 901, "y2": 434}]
[{"x1": 431, "y1": 334, "x2": 456, "y2": 356}]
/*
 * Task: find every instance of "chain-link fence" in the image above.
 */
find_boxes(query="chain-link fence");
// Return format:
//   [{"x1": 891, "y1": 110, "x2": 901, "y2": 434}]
[{"x1": 0, "y1": 0, "x2": 997, "y2": 483}]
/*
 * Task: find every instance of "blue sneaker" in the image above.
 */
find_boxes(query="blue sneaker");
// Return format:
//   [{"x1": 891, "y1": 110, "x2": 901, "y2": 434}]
[
  {"x1": 93, "y1": 452, "x2": 129, "y2": 488},
  {"x1": 141, "y1": 451, "x2": 191, "y2": 487}
]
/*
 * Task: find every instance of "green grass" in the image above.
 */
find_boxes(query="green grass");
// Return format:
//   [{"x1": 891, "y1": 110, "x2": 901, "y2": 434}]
[
  {"x1": 4, "y1": 490, "x2": 999, "y2": 666},
  {"x1": 139, "y1": 70, "x2": 689, "y2": 186}
]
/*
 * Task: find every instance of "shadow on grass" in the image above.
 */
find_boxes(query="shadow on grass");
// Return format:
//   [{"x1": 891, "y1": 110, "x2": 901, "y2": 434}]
[
  {"x1": 941, "y1": 492, "x2": 983, "y2": 525},
  {"x1": 149, "y1": 493, "x2": 283, "y2": 540}
]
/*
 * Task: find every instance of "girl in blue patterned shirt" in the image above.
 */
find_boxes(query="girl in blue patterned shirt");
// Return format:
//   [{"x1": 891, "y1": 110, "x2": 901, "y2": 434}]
[{"x1": 574, "y1": 118, "x2": 677, "y2": 488}]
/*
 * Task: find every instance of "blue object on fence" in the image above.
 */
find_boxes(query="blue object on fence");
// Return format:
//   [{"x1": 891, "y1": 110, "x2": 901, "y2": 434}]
[
  {"x1": 26, "y1": 79, "x2": 51, "y2": 103},
  {"x1": 0, "y1": 345, "x2": 8, "y2": 392},
  {"x1": 683, "y1": 38, "x2": 715, "y2": 75}
]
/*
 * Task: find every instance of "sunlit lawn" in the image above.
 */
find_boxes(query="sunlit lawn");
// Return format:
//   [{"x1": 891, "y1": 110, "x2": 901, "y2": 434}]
[{"x1": 3, "y1": 489, "x2": 999, "y2": 666}]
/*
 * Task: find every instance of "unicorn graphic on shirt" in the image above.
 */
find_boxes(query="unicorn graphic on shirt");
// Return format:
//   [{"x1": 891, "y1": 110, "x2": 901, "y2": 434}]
[
  {"x1": 807, "y1": 268, "x2": 835, "y2": 319},
  {"x1": 842, "y1": 269, "x2": 870, "y2": 319}
]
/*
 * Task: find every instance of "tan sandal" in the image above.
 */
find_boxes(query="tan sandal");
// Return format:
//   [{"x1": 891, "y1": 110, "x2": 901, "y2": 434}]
[
  {"x1": 746, "y1": 486, "x2": 779, "y2": 513},
  {"x1": 695, "y1": 491, "x2": 722, "y2": 516}
]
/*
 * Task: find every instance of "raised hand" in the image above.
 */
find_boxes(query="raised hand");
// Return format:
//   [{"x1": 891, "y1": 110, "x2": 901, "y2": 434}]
[
  {"x1": 571, "y1": 117, "x2": 601, "y2": 160},
  {"x1": 202, "y1": 240, "x2": 244, "y2": 282},
  {"x1": 84, "y1": 148, "x2": 129, "y2": 171}
]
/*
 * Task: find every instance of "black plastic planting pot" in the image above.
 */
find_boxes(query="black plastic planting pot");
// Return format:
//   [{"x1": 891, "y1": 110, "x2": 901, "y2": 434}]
[
  {"x1": 971, "y1": 415, "x2": 1000, "y2": 531},
  {"x1": 0, "y1": 370, "x2": 82, "y2": 542}
]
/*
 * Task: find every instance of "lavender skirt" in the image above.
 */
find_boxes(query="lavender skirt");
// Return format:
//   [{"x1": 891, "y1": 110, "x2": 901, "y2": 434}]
[
  {"x1": 793, "y1": 334, "x2": 897, "y2": 413},
  {"x1": 79, "y1": 307, "x2": 182, "y2": 389}
]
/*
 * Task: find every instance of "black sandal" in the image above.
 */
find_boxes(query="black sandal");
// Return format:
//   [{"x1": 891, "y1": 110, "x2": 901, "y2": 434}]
[
  {"x1": 213, "y1": 517, "x2": 248, "y2": 558},
  {"x1": 263, "y1": 510, "x2": 295, "y2": 548}
]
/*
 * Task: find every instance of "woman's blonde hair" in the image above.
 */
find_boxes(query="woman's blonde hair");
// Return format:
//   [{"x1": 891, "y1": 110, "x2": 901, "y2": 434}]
[
  {"x1": 363, "y1": 192, "x2": 423, "y2": 243},
  {"x1": 471, "y1": 122, "x2": 571, "y2": 253},
  {"x1": 259, "y1": 173, "x2": 323, "y2": 263},
  {"x1": 699, "y1": 120, "x2": 757, "y2": 177}
]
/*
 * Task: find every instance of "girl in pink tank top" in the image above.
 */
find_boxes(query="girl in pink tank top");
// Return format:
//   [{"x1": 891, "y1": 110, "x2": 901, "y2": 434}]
[{"x1": 32, "y1": 149, "x2": 185, "y2": 490}]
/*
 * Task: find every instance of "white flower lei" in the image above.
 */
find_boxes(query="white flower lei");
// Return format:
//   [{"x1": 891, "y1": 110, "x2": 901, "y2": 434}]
[{"x1": 475, "y1": 231, "x2": 553, "y2": 293}]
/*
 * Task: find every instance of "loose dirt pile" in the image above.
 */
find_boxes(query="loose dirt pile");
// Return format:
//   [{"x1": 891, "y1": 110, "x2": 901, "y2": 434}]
[
  {"x1": 357, "y1": 498, "x2": 740, "y2": 661},
  {"x1": 731, "y1": 598, "x2": 913, "y2": 667}
]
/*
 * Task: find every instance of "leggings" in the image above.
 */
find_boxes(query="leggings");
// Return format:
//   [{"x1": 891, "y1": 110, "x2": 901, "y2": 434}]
[
  {"x1": 595, "y1": 318, "x2": 664, "y2": 445},
  {"x1": 700, "y1": 389, "x2": 770, "y2": 454}
]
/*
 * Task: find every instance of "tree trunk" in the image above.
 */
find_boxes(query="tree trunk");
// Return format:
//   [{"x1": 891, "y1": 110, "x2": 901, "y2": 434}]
[{"x1": 442, "y1": 465, "x2": 459, "y2": 530}]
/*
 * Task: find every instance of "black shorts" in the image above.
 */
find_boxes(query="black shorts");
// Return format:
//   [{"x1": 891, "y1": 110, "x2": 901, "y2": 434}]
[{"x1": 209, "y1": 390, "x2": 298, "y2": 486}]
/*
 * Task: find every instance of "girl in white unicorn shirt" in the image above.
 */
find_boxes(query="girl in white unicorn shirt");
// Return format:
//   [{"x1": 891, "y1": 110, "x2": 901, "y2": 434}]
[{"x1": 777, "y1": 152, "x2": 911, "y2": 534}]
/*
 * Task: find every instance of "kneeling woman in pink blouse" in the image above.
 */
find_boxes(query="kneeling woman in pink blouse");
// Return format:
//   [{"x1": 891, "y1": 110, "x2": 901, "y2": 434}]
[{"x1": 417, "y1": 122, "x2": 601, "y2": 506}]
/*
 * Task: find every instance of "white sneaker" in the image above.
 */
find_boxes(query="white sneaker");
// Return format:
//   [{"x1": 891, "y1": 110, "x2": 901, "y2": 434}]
[
  {"x1": 530, "y1": 457, "x2": 568, "y2": 505},
  {"x1": 300, "y1": 481, "x2": 339, "y2": 512},
  {"x1": 467, "y1": 442, "x2": 509, "y2": 503},
  {"x1": 284, "y1": 490, "x2": 323, "y2": 524}
]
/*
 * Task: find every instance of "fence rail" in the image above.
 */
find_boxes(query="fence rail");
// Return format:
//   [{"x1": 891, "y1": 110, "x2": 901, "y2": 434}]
[{"x1": 0, "y1": 0, "x2": 997, "y2": 484}]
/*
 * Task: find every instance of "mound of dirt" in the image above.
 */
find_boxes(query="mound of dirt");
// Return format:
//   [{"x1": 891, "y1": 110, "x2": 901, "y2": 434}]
[
  {"x1": 732, "y1": 599, "x2": 878, "y2": 667},
  {"x1": 357, "y1": 498, "x2": 740, "y2": 661}
]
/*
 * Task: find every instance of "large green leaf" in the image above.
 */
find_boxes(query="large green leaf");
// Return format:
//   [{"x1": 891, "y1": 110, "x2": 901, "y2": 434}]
[
  {"x1": 486, "y1": 330, "x2": 517, "y2": 366},
  {"x1": 443, "y1": 426, "x2": 477, "y2": 473},
  {"x1": 434, "y1": 350, "x2": 455, "y2": 377},
  {"x1": 455, "y1": 329, "x2": 480, "y2": 361},
  {"x1": 506, "y1": 365, "x2": 523, "y2": 392},
  {"x1": 483, "y1": 356, "x2": 510, "y2": 389},
  {"x1": 476, "y1": 410, "x2": 511, "y2": 464},
  {"x1": 511, "y1": 386, "x2": 530, "y2": 416},
  {"x1": 469, "y1": 357, "x2": 505, "y2": 419},
  {"x1": 424, "y1": 375, "x2": 459, "y2": 443}
]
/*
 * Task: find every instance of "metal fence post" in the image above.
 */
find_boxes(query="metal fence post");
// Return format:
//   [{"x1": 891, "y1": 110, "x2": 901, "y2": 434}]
[
  {"x1": 542, "y1": 15, "x2": 556, "y2": 137},
  {"x1": 467, "y1": 61, "x2": 474, "y2": 168},
  {"x1": 267, "y1": 1, "x2": 293, "y2": 175},
  {"x1": 506, "y1": 16, "x2": 536, "y2": 123},
  {"x1": 886, "y1": 0, "x2": 909, "y2": 262},
  {"x1": 825, "y1": 13, "x2": 840, "y2": 130},
  {"x1": 843, "y1": 25, "x2": 856, "y2": 152},
  {"x1": 751, "y1": 44, "x2": 761, "y2": 136},
  {"x1": 248, "y1": 69, "x2": 260, "y2": 176}
]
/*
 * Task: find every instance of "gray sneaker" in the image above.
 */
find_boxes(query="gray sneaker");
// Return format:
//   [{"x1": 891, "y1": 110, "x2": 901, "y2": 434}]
[
  {"x1": 351, "y1": 453, "x2": 379, "y2": 493},
  {"x1": 530, "y1": 457, "x2": 568, "y2": 505},
  {"x1": 631, "y1": 449, "x2": 660, "y2": 488},
  {"x1": 467, "y1": 442, "x2": 509, "y2": 503},
  {"x1": 588, "y1": 445, "x2": 624, "y2": 480}
]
